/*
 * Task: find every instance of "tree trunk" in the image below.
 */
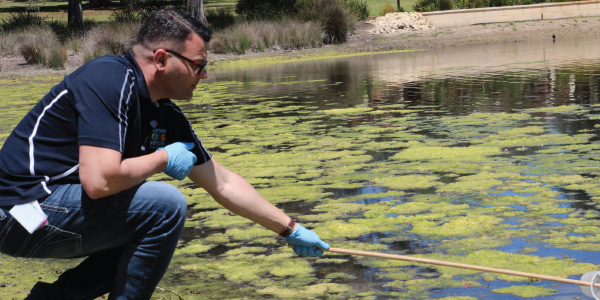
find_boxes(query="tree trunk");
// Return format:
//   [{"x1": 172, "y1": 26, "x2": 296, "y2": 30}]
[
  {"x1": 68, "y1": 0, "x2": 83, "y2": 30},
  {"x1": 188, "y1": 0, "x2": 208, "y2": 25}
]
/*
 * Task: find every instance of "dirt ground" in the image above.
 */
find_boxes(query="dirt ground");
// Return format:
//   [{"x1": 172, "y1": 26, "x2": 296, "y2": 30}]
[{"x1": 2, "y1": 15, "x2": 600, "y2": 79}]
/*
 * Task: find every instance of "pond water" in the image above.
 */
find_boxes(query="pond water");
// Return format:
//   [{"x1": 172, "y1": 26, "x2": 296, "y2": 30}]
[{"x1": 1, "y1": 37, "x2": 600, "y2": 299}]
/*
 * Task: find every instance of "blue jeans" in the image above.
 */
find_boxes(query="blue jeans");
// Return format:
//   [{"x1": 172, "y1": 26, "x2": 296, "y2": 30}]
[{"x1": 0, "y1": 181, "x2": 187, "y2": 300}]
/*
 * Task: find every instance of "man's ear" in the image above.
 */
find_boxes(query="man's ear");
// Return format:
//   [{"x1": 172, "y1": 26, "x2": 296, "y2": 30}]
[{"x1": 153, "y1": 49, "x2": 168, "y2": 71}]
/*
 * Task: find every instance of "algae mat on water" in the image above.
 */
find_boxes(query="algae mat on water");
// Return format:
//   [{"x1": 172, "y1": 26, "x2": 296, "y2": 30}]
[
  {"x1": 2, "y1": 72, "x2": 600, "y2": 299},
  {"x1": 167, "y1": 78, "x2": 600, "y2": 299}
]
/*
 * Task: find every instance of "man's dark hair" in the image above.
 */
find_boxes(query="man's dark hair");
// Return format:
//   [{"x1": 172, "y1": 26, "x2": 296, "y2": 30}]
[{"x1": 138, "y1": 9, "x2": 213, "y2": 50}]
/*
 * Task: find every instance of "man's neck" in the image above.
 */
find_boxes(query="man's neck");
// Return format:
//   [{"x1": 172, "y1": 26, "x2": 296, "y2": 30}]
[{"x1": 132, "y1": 45, "x2": 160, "y2": 103}]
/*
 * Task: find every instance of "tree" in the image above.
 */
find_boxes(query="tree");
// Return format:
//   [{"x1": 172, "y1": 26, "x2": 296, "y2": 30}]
[
  {"x1": 188, "y1": 0, "x2": 207, "y2": 24},
  {"x1": 68, "y1": 0, "x2": 83, "y2": 29}
]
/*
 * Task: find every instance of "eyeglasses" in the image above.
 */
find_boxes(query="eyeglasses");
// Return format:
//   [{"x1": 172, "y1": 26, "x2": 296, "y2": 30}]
[{"x1": 164, "y1": 49, "x2": 208, "y2": 75}]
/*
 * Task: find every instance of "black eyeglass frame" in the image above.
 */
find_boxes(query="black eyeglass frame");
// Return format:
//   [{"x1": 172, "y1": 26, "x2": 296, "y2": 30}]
[{"x1": 164, "y1": 49, "x2": 208, "y2": 74}]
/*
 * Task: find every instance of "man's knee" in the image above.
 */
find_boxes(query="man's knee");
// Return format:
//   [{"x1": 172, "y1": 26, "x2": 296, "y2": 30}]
[{"x1": 139, "y1": 181, "x2": 187, "y2": 218}]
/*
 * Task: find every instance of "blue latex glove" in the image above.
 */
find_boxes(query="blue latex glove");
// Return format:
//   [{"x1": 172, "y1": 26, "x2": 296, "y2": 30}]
[
  {"x1": 285, "y1": 224, "x2": 330, "y2": 257},
  {"x1": 158, "y1": 142, "x2": 197, "y2": 180}
]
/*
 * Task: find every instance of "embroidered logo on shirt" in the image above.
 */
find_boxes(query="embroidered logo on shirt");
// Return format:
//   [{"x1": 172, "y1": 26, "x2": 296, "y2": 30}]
[{"x1": 150, "y1": 128, "x2": 166, "y2": 148}]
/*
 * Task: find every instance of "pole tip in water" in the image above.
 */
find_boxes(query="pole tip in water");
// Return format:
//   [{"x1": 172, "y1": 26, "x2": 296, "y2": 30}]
[{"x1": 580, "y1": 271, "x2": 600, "y2": 299}]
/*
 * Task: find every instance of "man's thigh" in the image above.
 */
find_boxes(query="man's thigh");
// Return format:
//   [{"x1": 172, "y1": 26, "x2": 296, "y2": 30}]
[{"x1": 0, "y1": 181, "x2": 185, "y2": 259}]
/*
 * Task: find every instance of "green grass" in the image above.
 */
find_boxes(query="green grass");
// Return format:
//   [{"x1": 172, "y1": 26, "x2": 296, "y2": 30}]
[
  {"x1": 205, "y1": 0, "x2": 236, "y2": 10},
  {"x1": 365, "y1": 0, "x2": 417, "y2": 14}
]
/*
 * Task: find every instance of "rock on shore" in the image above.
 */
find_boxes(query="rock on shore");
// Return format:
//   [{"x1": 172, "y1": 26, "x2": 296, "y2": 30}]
[{"x1": 366, "y1": 12, "x2": 435, "y2": 34}]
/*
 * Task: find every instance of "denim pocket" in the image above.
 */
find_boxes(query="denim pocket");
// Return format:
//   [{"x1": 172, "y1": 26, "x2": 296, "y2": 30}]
[{"x1": 0, "y1": 218, "x2": 82, "y2": 258}]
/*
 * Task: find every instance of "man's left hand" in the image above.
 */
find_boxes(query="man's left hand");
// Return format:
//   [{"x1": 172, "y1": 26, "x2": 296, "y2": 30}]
[{"x1": 285, "y1": 224, "x2": 329, "y2": 257}]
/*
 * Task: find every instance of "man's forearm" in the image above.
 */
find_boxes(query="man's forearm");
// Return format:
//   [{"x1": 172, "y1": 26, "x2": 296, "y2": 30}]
[
  {"x1": 213, "y1": 172, "x2": 293, "y2": 233},
  {"x1": 79, "y1": 145, "x2": 168, "y2": 199},
  {"x1": 189, "y1": 160, "x2": 294, "y2": 234}
]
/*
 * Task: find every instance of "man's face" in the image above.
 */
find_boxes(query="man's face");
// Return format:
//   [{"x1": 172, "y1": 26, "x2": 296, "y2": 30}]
[{"x1": 163, "y1": 33, "x2": 208, "y2": 100}]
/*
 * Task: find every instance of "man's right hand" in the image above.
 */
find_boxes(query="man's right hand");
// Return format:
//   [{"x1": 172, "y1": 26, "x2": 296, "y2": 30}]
[{"x1": 158, "y1": 142, "x2": 197, "y2": 180}]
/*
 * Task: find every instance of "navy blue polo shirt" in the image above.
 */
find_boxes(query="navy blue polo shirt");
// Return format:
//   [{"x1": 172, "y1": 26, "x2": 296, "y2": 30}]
[{"x1": 0, "y1": 52, "x2": 211, "y2": 206}]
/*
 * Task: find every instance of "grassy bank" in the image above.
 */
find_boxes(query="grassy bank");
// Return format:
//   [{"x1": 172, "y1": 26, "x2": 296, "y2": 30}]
[{"x1": 0, "y1": 0, "x2": 373, "y2": 68}]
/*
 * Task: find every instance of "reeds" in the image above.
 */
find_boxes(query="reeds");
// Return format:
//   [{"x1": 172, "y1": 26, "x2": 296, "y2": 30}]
[
  {"x1": 210, "y1": 19, "x2": 322, "y2": 54},
  {"x1": 14, "y1": 25, "x2": 67, "y2": 69},
  {"x1": 80, "y1": 22, "x2": 140, "y2": 63}
]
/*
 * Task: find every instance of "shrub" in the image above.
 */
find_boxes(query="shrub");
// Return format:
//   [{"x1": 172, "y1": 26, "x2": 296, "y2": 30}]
[
  {"x1": 20, "y1": 42, "x2": 43, "y2": 65},
  {"x1": 236, "y1": 0, "x2": 297, "y2": 20},
  {"x1": 17, "y1": 25, "x2": 67, "y2": 69},
  {"x1": 341, "y1": 0, "x2": 370, "y2": 21},
  {"x1": 81, "y1": 22, "x2": 140, "y2": 62},
  {"x1": 210, "y1": 19, "x2": 322, "y2": 54},
  {"x1": 321, "y1": 0, "x2": 352, "y2": 44},
  {"x1": 487, "y1": 0, "x2": 508, "y2": 6},
  {"x1": 452, "y1": 0, "x2": 486, "y2": 8},
  {"x1": 1, "y1": 12, "x2": 44, "y2": 32},
  {"x1": 414, "y1": 0, "x2": 453, "y2": 12},
  {"x1": 46, "y1": 47, "x2": 68, "y2": 69},
  {"x1": 296, "y1": 0, "x2": 353, "y2": 44},
  {"x1": 0, "y1": 32, "x2": 22, "y2": 55},
  {"x1": 439, "y1": 0, "x2": 454, "y2": 10},
  {"x1": 380, "y1": 2, "x2": 395, "y2": 15},
  {"x1": 111, "y1": 0, "x2": 182, "y2": 23},
  {"x1": 111, "y1": 9, "x2": 141, "y2": 23},
  {"x1": 206, "y1": 7, "x2": 236, "y2": 30}
]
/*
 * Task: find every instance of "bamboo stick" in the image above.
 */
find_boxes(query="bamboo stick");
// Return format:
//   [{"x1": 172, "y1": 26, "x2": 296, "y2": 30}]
[{"x1": 323, "y1": 247, "x2": 600, "y2": 288}]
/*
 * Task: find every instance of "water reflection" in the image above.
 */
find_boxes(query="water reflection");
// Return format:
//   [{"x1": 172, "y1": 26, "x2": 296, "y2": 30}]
[{"x1": 206, "y1": 36, "x2": 600, "y2": 117}]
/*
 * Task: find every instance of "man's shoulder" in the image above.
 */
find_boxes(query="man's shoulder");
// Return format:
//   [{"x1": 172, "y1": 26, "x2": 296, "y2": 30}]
[
  {"x1": 69, "y1": 55, "x2": 135, "y2": 81},
  {"x1": 87, "y1": 54, "x2": 132, "y2": 68}
]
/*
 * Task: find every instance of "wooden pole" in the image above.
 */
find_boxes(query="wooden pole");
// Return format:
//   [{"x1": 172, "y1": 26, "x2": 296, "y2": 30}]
[
  {"x1": 397, "y1": 0, "x2": 401, "y2": 11},
  {"x1": 326, "y1": 247, "x2": 600, "y2": 288}
]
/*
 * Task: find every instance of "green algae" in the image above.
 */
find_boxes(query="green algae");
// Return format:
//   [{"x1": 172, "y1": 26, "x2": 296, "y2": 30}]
[
  {"x1": 391, "y1": 146, "x2": 502, "y2": 162},
  {"x1": 321, "y1": 106, "x2": 373, "y2": 115},
  {"x1": 154, "y1": 64, "x2": 600, "y2": 298},
  {"x1": 522, "y1": 104, "x2": 587, "y2": 114},
  {"x1": 491, "y1": 285, "x2": 558, "y2": 297},
  {"x1": 210, "y1": 50, "x2": 418, "y2": 70},
  {"x1": 408, "y1": 215, "x2": 505, "y2": 237},
  {"x1": 372, "y1": 175, "x2": 442, "y2": 190},
  {"x1": 0, "y1": 256, "x2": 84, "y2": 299},
  {"x1": 177, "y1": 240, "x2": 212, "y2": 255},
  {"x1": 257, "y1": 282, "x2": 353, "y2": 299}
]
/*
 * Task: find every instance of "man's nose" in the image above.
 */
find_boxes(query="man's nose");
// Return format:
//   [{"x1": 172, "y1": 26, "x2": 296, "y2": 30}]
[{"x1": 198, "y1": 69, "x2": 207, "y2": 80}]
